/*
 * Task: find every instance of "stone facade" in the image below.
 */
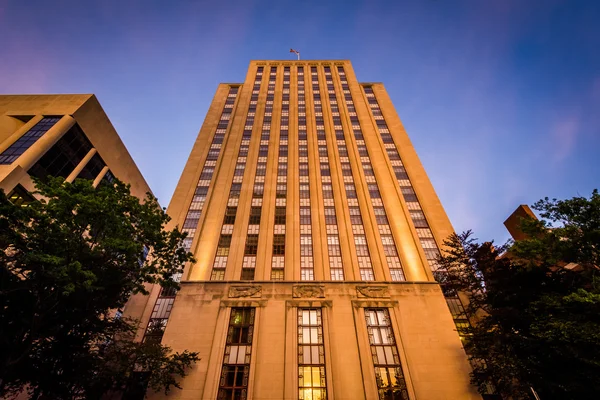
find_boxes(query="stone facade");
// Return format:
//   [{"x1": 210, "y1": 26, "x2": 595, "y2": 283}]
[
  {"x1": 157, "y1": 281, "x2": 477, "y2": 399},
  {"x1": 139, "y1": 61, "x2": 479, "y2": 399}
]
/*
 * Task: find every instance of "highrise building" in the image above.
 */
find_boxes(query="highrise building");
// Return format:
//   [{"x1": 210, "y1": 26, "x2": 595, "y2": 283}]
[{"x1": 139, "y1": 61, "x2": 478, "y2": 399}]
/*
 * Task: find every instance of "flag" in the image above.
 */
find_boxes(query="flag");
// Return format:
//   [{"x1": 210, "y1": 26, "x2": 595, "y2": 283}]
[{"x1": 290, "y1": 48, "x2": 299, "y2": 54}]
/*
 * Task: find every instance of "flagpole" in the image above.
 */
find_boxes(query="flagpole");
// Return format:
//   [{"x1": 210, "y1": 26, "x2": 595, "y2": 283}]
[{"x1": 297, "y1": 52, "x2": 300, "y2": 60}]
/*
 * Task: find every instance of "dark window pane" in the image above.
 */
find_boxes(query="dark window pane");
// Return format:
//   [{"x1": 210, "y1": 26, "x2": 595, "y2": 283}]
[
  {"x1": 77, "y1": 153, "x2": 106, "y2": 180},
  {"x1": 0, "y1": 117, "x2": 61, "y2": 165},
  {"x1": 28, "y1": 123, "x2": 94, "y2": 181}
]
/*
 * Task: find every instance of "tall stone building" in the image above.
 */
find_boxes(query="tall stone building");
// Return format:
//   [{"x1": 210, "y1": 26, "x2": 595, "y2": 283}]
[{"x1": 140, "y1": 61, "x2": 478, "y2": 399}]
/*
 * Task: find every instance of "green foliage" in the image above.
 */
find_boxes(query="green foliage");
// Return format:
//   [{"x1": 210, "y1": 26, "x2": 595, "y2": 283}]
[
  {"x1": 438, "y1": 190, "x2": 600, "y2": 400},
  {"x1": 0, "y1": 177, "x2": 198, "y2": 399}
]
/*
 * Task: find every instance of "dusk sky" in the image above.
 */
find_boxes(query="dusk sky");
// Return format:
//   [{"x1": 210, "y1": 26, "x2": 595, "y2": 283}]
[{"x1": 1, "y1": 0, "x2": 599, "y2": 243}]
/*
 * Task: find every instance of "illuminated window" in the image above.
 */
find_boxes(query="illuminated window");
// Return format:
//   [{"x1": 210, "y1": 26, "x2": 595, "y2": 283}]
[
  {"x1": 218, "y1": 308, "x2": 255, "y2": 400},
  {"x1": 7, "y1": 184, "x2": 35, "y2": 206},
  {"x1": 365, "y1": 309, "x2": 409, "y2": 400},
  {"x1": 298, "y1": 308, "x2": 327, "y2": 400}
]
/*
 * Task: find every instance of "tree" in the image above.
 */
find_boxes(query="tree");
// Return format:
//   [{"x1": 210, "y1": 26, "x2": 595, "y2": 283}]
[
  {"x1": 0, "y1": 177, "x2": 198, "y2": 399},
  {"x1": 438, "y1": 190, "x2": 600, "y2": 400}
]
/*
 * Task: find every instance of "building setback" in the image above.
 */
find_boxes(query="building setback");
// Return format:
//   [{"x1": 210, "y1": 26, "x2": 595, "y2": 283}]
[{"x1": 136, "y1": 60, "x2": 479, "y2": 400}]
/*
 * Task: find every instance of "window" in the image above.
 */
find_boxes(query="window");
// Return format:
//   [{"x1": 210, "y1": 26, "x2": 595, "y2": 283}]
[
  {"x1": 345, "y1": 185, "x2": 357, "y2": 199},
  {"x1": 373, "y1": 207, "x2": 389, "y2": 224},
  {"x1": 365, "y1": 309, "x2": 409, "y2": 400},
  {"x1": 273, "y1": 234, "x2": 285, "y2": 255},
  {"x1": 409, "y1": 210, "x2": 429, "y2": 228},
  {"x1": 253, "y1": 184, "x2": 264, "y2": 198},
  {"x1": 349, "y1": 207, "x2": 362, "y2": 225},
  {"x1": 224, "y1": 207, "x2": 237, "y2": 224},
  {"x1": 244, "y1": 234, "x2": 259, "y2": 256},
  {"x1": 275, "y1": 206, "x2": 286, "y2": 225},
  {"x1": 298, "y1": 309, "x2": 327, "y2": 400},
  {"x1": 101, "y1": 169, "x2": 116, "y2": 185},
  {"x1": 300, "y1": 207, "x2": 311, "y2": 224},
  {"x1": 28, "y1": 123, "x2": 94, "y2": 181},
  {"x1": 241, "y1": 268, "x2": 255, "y2": 280},
  {"x1": 368, "y1": 184, "x2": 381, "y2": 198},
  {"x1": 249, "y1": 207, "x2": 262, "y2": 225},
  {"x1": 324, "y1": 207, "x2": 336, "y2": 225},
  {"x1": 230, "y1": 183, "x2": 242, "y2": 198},
  {"x1": 7, "y1": 184, "x2": 35, "y2": 206},
  {"x1": 401, "y1": 187, "x2": 418, "y2": 202},
  {"x1": 218, "y1": 308, "x2": 255, "y2": 400},
  {"x1": 0, "y1": 117, "x2": 61, "y2": 164},
  {"x1": 393, "y1": 166, "x2": 408, "y2": 180},
  {"x1": 276, "y1": 184, "x2": 287, "y2": 198},
  {"x1": 76, "y1": 153, "x2": 107, "y2": 180},
  {"x1": 341, "y1": 163, "x2": 352, "y2": 175},
  {"x1": 234, "y1": 166, "x2": 245, "y2": 176},
  {"x1": 216, "y1": 234, "x2": 232, "y2": 256},
  {"x1": 322, "y1": 184, "x2": 333, "y2": 199}
]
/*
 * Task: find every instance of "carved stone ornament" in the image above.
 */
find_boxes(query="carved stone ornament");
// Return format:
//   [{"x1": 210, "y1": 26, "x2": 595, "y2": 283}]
[
  {"x1": 356, "y1": 285, "x2": 390, "y2": 298},
  {"x1": 228, "y1": 285, "x2": 262, "y2": 298},
  {"x1": 292, "y1": 285, "x2": 325, "y2": 298}
]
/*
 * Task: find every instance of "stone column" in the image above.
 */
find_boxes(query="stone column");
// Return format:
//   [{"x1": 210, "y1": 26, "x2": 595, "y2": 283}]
[
  {"x1": 0, "y1": 115, "x2": 44, "y2": 155},
  {"x1": 92, "y1": 166, "x2": 110, "y2": 188},
  {"x1": 65, "y1": 148, "x2": 97, "y2": 183},
  {"x1": 16, "y1": 115, "x2": 75, "y2": 172}
]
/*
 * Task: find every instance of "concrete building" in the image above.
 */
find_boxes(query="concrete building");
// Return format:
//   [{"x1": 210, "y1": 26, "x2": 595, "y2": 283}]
[
  {"x1": 0, "y1": 94, "x2": 151, "y2": 201},
  {"x1": 136, "y1": 60, "x2": 478, "y2": 400},
  {"x1": 0, "y1": 94, "x2": 157, "y2": 335}
]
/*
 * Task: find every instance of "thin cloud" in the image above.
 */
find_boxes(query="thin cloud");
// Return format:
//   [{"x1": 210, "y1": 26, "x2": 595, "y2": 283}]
[{"x1": 551, "y1": 114, "x2": 580, "y2": 162}]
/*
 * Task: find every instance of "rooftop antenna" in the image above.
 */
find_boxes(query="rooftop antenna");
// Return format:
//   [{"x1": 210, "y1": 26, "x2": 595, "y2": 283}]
[{"x1": 290, "y1": 48, "x2": 300, "y2": 60}]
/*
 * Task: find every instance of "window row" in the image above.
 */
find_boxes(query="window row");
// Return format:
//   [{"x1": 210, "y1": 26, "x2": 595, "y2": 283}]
[{"x1": 217, "y1": 307, "x2": 409, "y2": 400}]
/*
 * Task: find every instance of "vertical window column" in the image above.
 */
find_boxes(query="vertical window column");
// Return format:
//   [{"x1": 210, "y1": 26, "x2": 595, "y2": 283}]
[
  {"x1": 182, "y1": 86, "x2": 240, "y2": 252},
  {"x1": 271, "y1": 66, "x2": 290, "y2": 280},
  {"x1": 241, "y1": 66, "x2": 276, "y2": 280},
  {"x1": 210, "y1": 70, "x2": 264, "y2": 281},
  {"x1": 324, "y1": 66, "x2": 374, "y2": 281},
  {"x1": 298, "y1": 308, "x2": 327, "y2": 400},
  {"x1": 312, "y1": 67, "x2": 344, "y2": 281},
  {"x1": 337, "y1": 67, "x2": 405, "y2": 281},
  {"x1": 298, "y1": 67, "x2": 314, "y2": 281},
  {"x1": 144, "y1": 86, "x2": 239, "y2": 342},
  {"x1": 363, "y1": 87, "x2": 443, "y2": 269},
  {"x1": 218, "y1": 308, "x2": 255, "y2": 400},
  {"x1": 362, "y1": 86, "x2": 468, "y2": 337},
  {"x1": 365, "y1": 309, "x2": 410, "y2": 400}
]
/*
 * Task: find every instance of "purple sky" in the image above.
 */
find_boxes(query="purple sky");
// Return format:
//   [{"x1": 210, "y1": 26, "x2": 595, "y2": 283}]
[{"x1": 1, "y1": 0, "x2": 599, "y2": 243}]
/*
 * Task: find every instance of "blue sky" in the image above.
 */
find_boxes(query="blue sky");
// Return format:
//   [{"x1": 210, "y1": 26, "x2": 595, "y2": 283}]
[{"x1": 1, "y1": 0, "x2": 599, "y2": 243}]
